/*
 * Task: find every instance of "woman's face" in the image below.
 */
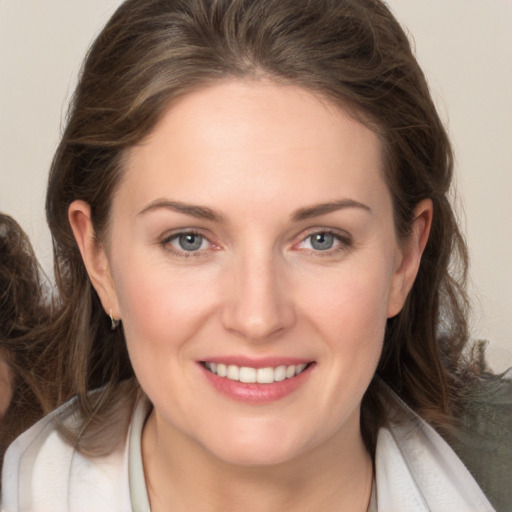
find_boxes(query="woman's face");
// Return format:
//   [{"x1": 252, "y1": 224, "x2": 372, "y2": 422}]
[{"x1": 73, "y1": 80, "x2": 428, "y2": 466}]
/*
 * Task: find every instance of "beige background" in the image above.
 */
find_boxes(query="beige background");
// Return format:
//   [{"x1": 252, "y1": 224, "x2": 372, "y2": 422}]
[{"x1": 1, "y1": 1, "x2": 511, "y2": 365}]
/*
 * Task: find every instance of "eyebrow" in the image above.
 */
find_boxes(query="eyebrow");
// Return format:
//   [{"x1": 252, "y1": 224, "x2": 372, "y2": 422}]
[
  {"x1": 138, "y1": 199, "x2": 225, "y2": 222},
  {"x1": 138, "y1": 198, "x2": 371, "y2": 223},
  {"x1": 292, "y1": 199, "x2": 372, "y2": 221}
]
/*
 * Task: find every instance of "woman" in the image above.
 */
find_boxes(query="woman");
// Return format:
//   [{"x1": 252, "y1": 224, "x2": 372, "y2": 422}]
[{"x1": 1, "y1": 0, "x2": 508, "y2": 510}]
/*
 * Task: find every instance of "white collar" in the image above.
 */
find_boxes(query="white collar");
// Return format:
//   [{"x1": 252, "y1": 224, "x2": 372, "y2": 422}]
[
  {"x1": 374, "y1": 386, "x2": 495, "y2": 511},
  {"x1": 126, "y1": 388, "x2": 495, "y2": 512}
]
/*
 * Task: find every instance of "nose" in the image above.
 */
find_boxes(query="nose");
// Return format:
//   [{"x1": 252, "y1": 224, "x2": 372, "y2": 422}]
[{"x1": 220, "y1": 251, "x2": 296, "y2": 342}]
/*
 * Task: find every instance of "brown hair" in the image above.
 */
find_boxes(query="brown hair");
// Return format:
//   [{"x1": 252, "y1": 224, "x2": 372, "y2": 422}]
[
  {"x1": 0, "y1": 214, "x2": 64, "y2": 471},
  {"x1": 45, "y1": 0, "x2": 469, "y2": 454}
]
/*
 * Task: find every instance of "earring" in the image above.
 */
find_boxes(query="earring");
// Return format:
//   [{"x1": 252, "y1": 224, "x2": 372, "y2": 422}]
[{"x1": 109, "y1": 309, "x2": 120, "y2": 330}]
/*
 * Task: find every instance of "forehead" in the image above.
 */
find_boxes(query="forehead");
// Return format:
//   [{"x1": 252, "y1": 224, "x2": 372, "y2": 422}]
[{"x1": 120, "y1": 80, "x2": 388, "y2": 215}]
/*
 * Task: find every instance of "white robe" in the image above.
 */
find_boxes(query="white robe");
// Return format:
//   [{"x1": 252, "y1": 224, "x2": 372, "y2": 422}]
[{"x1": 1, "y1": 389, "x2": 495, "y2": 512}]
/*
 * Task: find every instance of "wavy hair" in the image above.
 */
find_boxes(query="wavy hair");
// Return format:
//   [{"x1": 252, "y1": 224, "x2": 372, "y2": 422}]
[
  {"x1": 44, "y1": 0, "x2": 469, "y2": 455},
  {"x1": 0, "y1": 214, "x2": 63, "y2": 474}
]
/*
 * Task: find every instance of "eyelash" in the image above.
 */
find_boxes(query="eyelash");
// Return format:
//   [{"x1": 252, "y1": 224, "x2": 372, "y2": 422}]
[
  {"x1": 159, "y1": 228, "x2": 352, "y2": 259},
  {"x1": 160, "y1": 231, "x2": 214, "y2": 259},
  {"x1": 295, "y1": 229, "x2": 352, "y2": 256}
]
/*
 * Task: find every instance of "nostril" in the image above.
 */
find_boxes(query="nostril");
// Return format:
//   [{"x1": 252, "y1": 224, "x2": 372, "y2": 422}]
[{"x1": 219, "y1": 261, "x2": 296, "y2": 340}]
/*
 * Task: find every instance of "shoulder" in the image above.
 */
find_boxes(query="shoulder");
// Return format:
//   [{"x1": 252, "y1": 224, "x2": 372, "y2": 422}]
[
  {"x1": 1, "y1": 397, "x2": 133, "y2": 512},
  {"x1": 450, "y1": 370, "x2": 512, "y2": 512},
  {"x1": 375, "y1": 383, "x2": 496, "y2": 512},
  {"x1": 1, "y1": 398, "x2": 77, "y2": 510}
]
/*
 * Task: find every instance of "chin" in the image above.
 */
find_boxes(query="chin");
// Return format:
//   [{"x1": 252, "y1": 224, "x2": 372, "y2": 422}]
[
  {"x1": 212, "y1": 443, "x2": 302, "y2": 468},
  {"x1": 199, "y1": 422, "x2": 313, "y2": 468}
]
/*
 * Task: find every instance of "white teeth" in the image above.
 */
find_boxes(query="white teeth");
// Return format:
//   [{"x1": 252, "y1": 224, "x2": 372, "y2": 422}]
[
  {"x1": 256, "y1": 367, "x2": 274, "y2": 384},
  {"x1": 204, "y1": 362, "x2": 309, "y2": 383},
  {"x1": 239, "y1": 367, "x2": 257, "y2": 383},
  {"x1": 227, "y1": 365, "x2": 239, "y2": 380},
  {"x1": 217, "y1": 363, "x2": 227, "y2": 377},
  {"x1": 274, "y1": 365, "x2": 287, "y2": 382},
  {"x1": 295, "y1": 363, "x2": 307, "y2": 375}
]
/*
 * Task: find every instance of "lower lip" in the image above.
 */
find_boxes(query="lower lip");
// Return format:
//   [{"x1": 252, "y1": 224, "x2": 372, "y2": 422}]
[{"x1": 200, "y1": 364, "x2": 314, "y2": 404}]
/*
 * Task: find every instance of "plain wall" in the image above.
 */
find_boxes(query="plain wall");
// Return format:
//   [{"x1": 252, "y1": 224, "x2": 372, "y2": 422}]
[{"x1": 1, "y1": 1, "x2": 511, "y2": 366}]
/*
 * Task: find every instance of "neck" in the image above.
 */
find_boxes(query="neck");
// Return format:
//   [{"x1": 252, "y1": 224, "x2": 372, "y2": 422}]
[{"x1": 142, "y1": 410, "x2": 373, "y2": 512}]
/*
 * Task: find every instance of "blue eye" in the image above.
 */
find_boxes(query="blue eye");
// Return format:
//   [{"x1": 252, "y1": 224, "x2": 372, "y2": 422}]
[
  {"x1": 160, "y1": 229, "x2": 219, "y2": 259},
  {"x1": 309, "y1": 232, "x2": 335, "y2": 251},
  {"x1": 297, "y1": 230, "x2": 351, "y2": 254},
  {"x1": 162, "y1": 232, "x2": 209, "y2": 254},
  {"x1": 175, "y1": 233, "x2": 205, "y2": 251}
]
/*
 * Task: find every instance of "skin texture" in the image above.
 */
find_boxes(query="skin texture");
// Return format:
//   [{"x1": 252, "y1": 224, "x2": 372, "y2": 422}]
[{"x1": 70, "y1": 80, "x2": 432, "y2": 511}]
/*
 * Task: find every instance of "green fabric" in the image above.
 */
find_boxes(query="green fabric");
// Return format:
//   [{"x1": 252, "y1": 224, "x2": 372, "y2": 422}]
[{"x1": 449, "y1": 371, "x2": 512, "y2": 512}]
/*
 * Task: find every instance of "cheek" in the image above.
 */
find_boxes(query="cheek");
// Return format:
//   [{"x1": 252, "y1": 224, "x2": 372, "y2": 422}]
[
  {"x1": 112, "y1": 256, "x2": 218, "y2": 350},
  {"x1": 303, "y1": 265, "x2": 393, "y2": 342},
  {"x1": 110, "y1": 260, "x2": 216, "y2": 400},
  {"x1": 287, "y1": 268, "x2": 391, "y2": 442},
  {"x1": 319, "y1": 276, "x2": 388, "y2": 376}
]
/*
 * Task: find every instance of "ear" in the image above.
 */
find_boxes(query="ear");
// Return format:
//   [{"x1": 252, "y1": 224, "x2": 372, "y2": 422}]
[
  {"x1": 68, "y1": 200, "x2": 120, "y2": 319},
  {"x1": 387, "y1": 199, "x2": 433, "y2": 318}
]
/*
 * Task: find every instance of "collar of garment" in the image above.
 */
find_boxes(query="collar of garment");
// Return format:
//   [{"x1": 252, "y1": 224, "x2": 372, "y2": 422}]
[
  {"x1": 1, "y1": 382, "x2": 495, "y2": 511},
  {"x1": 373, "y1": 384, "x2": 495, "y2": 512},
  {"x1": 127, "y1": 385, "x2": 495, "y2": 512}
]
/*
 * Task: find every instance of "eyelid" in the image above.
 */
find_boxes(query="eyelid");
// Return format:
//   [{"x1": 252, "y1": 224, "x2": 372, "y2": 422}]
[
  {"x1": 159, "y1": 228, "x2": 219, "y2": 257},
  {"x1": 157, "y1": 227, "x2": 352, "y2": 258},
  {"x1": 292, "y1": 227, "x2": 353, "y2": 253}
]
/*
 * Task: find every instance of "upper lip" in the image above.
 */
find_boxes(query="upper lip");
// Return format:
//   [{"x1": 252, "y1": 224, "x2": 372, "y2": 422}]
[{"x1": 199, "y1": 356, "x2": 314, "y2": 368}]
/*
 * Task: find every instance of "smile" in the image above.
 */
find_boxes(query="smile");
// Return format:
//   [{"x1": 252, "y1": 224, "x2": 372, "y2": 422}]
[{"x1": 202, "y1": 362, "x2": 309, "y2": 384}]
